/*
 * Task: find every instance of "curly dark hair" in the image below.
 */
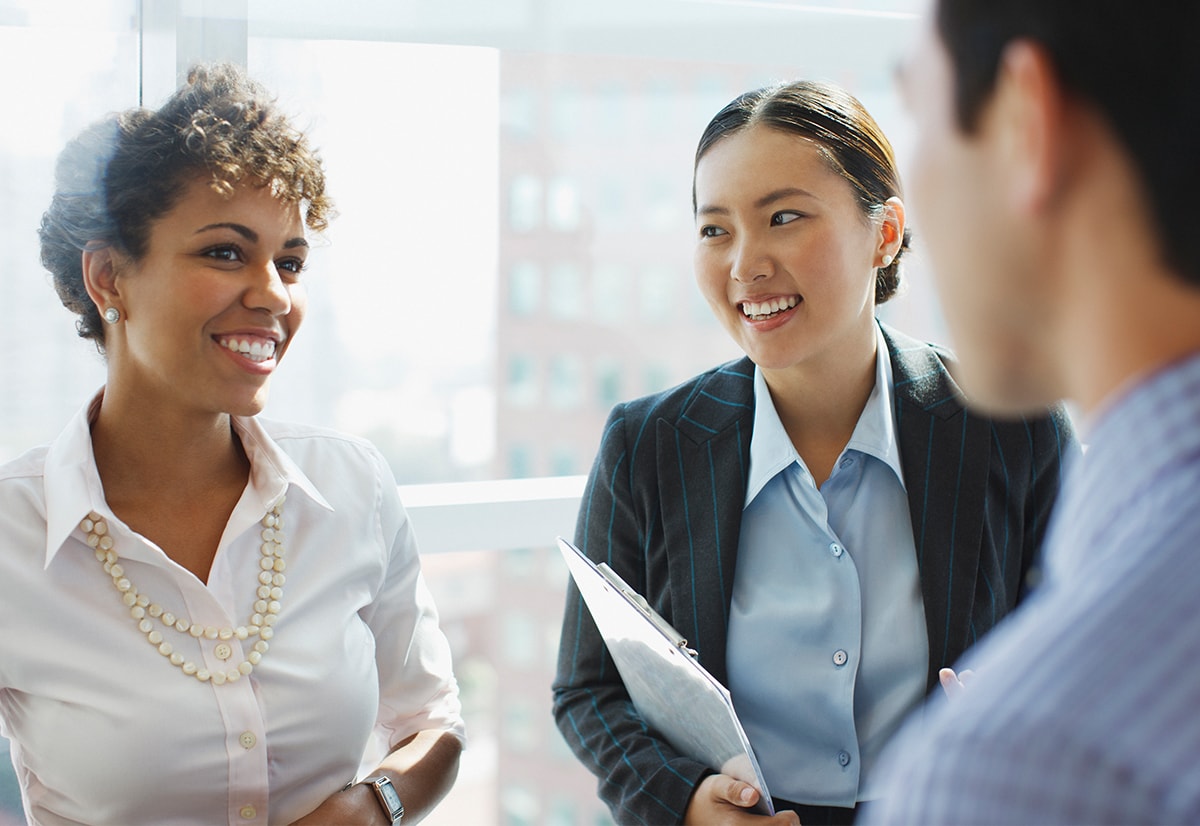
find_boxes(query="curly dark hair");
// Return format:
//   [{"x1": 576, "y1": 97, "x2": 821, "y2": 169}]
[
  {"x1": 39, "y1": 62, "x2": 334, "y2": 351},
  {"x1": 693, "y1": 80, "x2": 912, "y2": 305}
]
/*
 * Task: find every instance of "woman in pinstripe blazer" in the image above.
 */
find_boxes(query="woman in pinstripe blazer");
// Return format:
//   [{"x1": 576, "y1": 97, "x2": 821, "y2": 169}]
[{"x1": 552, "y1": 81, "x2": 1075, "y2": 826}]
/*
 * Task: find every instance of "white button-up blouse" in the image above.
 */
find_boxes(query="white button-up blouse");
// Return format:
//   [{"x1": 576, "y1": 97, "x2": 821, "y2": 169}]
[{"x1": 0, "y1": 394, "x2": 465, "y2": 825}]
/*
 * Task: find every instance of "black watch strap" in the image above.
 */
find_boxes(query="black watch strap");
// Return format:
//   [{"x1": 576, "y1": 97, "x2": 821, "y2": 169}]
[{"x1": 362, "y1": 774, "x2": 404, "y2": 824}]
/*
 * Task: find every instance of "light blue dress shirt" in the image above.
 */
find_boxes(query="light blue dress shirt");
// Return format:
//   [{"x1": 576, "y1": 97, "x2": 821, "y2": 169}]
[{"x1": 726, "y1": 324, "x2": 929, "y2": 806}]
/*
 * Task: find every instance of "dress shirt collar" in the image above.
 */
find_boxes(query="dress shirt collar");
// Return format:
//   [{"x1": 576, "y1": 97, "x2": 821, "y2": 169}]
[
  {"x1": 745, "y1": 322, "x2": 903, "y2": 507},
  {"x1": 41, "y1": 389, "x2": 332, "y2": 569}
]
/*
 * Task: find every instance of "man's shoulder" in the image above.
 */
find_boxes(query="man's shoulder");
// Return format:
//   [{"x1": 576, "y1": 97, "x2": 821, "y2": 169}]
[{"x1": 866, "y1": 560, "x2": 1200, "y2": 823}]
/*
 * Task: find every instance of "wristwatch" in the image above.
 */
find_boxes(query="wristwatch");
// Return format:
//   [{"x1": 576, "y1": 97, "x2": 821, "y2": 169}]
[{"x1": 362, "y1": 774, "x2": 404, "y2": 824}]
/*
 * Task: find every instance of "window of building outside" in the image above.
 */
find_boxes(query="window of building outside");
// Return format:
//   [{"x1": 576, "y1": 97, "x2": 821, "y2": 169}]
[
  {"x1": 549, "y1": 445, "x2": 579, "y2": 477},
  {"x1": 547, "y1": 176, "x2": 582, "y2": 232},
  {"x1": 548, "y1": 353, "x2": 584, "y2": 409},
  {"x1": 547, "y1": 261, "x2": 585, "y2": 320},
  {"x1": 0, "y1": 2, "x2": 935, "y2": 824},
  {"x1": 509, "y1": 260, "x2": 543, "y2": 317},
  {"x1": 592, "y1": 261, "x2": 630, "y2": 324},
  {"x1": 510, "y1": 174, "x2": 543, "y2": 233},
  {"x1": 595, "y1": 358, "x2": 623, "y2": 410},
  {"x1": 506, "y1": 353, "x2": 540, "y2": 408}
]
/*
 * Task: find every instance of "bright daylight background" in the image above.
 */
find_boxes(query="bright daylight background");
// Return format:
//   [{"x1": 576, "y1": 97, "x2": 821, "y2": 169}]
[{"x1": 0, "y1": 1, "x2": 936, "y2": 823}]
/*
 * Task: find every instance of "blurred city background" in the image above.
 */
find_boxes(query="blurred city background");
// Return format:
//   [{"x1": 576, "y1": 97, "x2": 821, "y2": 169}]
[{"x1": 0, "y1": 1, "x2": 935, "y2": 823}]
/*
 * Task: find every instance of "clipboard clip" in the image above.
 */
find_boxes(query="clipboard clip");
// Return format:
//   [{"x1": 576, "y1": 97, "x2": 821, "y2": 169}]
[{"x1": 597, "y1": 562, "x2": 699, "y2": 658}]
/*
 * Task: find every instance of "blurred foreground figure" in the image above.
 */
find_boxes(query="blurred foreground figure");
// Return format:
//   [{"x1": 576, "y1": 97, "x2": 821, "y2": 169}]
[{"x1": 865, "y1": 1, "x2": 1200, "y2": 823}]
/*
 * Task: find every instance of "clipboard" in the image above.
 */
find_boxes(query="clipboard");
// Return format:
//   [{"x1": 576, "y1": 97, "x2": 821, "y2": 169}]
[{"x1": 557, "y1": 536, "x2": 774, "y2": 816}]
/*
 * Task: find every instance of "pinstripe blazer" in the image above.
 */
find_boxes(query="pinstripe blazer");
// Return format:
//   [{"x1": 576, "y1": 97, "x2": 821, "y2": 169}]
[{"x1": 552, "y1": 322, "x2": 1075, "y2": 826}]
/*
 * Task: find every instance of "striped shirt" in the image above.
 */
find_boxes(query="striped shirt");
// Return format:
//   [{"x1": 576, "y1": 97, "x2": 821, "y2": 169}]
[{"x1": 861, "y1": 351, "x2": 1200, "y2": 825}]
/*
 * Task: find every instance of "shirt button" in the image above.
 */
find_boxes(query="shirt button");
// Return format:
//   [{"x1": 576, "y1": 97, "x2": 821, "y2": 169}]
[
  {"x1": 838, "y1": 750, "x2": 852, "y2": 767},
  {"x1": 239, "y1": 805, "x2": 256, "y2": 819},
  {"x1": 833, "y1": 649, "x2": 848, "y2": 667},
  {"x1": 839, "y1": 456, "x2": 854, "y2": 469},
  {"x1": 239, "y1": 731, "x2": 257, "y2": 749},
  {"x1": 829, "y1": 542, "x2": 844, "y2": 557},
  {"x1": 214, "y1": 643, "x2": 233, "y2": 660}
]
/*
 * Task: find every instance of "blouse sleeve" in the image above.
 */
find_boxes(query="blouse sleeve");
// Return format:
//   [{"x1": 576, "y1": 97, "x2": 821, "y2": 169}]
[{"x1": 359, "y1": 448, "x2": 466, "y2": 752}]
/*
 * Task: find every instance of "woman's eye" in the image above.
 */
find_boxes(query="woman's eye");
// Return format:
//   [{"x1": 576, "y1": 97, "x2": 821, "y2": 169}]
[
  {"x1": 203, "y1": 244, "x2": 243, "y2": 263},
  {"x1": 276, "y1": 257, "x2": 306, "y2": 276},
  {"x1": 699, "y1": 225, "x2": 727, "y2": 238},
  {"x1": 772, "y1": 211, "x2": 803, "y2": 226}
]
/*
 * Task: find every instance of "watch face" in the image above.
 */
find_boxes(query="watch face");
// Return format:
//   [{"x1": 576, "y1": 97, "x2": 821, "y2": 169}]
[{"x1": 378, "y1": 780, "x2": 402, "y2": 810}]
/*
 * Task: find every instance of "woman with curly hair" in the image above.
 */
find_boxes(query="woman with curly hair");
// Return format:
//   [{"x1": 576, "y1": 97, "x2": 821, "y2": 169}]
[{"x1": 0, "y1": 64, "x2": 463, "y2": 825}]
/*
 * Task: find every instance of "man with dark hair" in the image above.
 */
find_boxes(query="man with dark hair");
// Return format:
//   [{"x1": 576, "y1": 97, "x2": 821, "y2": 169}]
[{"x1": 861, "y1": 1, "x2": 1200, "y2": 823}]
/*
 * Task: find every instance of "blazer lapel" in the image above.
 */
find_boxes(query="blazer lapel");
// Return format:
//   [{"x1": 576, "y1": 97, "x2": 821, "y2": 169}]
[
  {"x1": 657, "y1": 358, "x2": 755, "y2": 687},
  {"x1": 653, "y1": 332, "x2": 991, "y2": 690},
  {"x1": 884, "y1": 324, "x2": 991, "y2": 688}
]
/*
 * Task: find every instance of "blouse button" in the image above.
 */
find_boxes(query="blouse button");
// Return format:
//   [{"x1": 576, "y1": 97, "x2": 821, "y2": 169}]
[
  {"x1": 838, "y1": 750, "x2": 852, "y2": 767},
  {"x1": 832, "y1": 649, "x2": 848, "y2": 667},
  {"x1": 829, "y1": 542, "x2": 844, "y2": 558},
  {"x1": 239, "y1": 731, "x2": 257, "y2": 749},
  {"x1": 239, "y1": 805, "x2": 257, "y2": 820},
  {"x1": 214, "y1": 643, "x2": 233, "y2": 661}
]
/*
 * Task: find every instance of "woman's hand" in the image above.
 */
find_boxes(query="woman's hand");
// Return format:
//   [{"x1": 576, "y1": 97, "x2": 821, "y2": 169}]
[
  {"x1": 938, "y1": 667, "x2": 977, "y2": 700},
  {"x1": 289, "y1": 729, "x2": 462, "y2": 825},
  {"x1": 288, "y1": 783, "x2": 384, "y2": 825},
  {"x1": 684, "y1": 774, "x2": 801, "y2": 825}
]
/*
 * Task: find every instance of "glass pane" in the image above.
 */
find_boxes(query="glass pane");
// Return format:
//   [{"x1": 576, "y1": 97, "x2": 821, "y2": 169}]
[
  {"x1": 3, "y1": 4, "x2": 932, "y2": 825},
  {"x1": 242, "y1": 0, "x2": 934, "y2": 487},
  {"x1": 0, "y1": 1, "x2": 138, "y2": 465},
  {"x1": 420, "y1": 543, "x2": 619, "y2": 826},
  {"x1": 0, "y1": 4, "x2": 138, "y2": 817},
  {"x1": 240, "y1": 10, "x2": 931, "y2": 821}
]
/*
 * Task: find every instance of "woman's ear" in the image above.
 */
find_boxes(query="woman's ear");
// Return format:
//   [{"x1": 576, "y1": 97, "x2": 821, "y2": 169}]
[
  {"x1": 81, "y1": 245, "x2": 122, "y2": 319},
  {"x1": 878, "y1": 196, "x2": 906, "y2": 263}
]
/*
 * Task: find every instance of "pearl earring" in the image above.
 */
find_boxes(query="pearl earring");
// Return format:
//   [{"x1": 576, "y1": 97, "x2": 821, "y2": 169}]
[
  {"x1": 881, "y1": 254, "x2": 894, "y2": 268},
  {"x1": 103, "y1": 307, "x2": 121, "y2": 324}
]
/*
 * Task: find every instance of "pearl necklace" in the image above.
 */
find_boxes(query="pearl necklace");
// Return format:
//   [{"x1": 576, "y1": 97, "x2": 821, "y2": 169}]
[{"x1": 79, "y1": 496, "x2": 287, "y2": 686}]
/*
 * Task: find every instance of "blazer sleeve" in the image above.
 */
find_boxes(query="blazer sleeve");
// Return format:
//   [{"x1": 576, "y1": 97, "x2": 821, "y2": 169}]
[
  {"x1": 552, "y1": 403, "x2": 710, "y2": 825},
  {"x1": 1019, "y1": 404, "x2": 1079, "y2": 597}
]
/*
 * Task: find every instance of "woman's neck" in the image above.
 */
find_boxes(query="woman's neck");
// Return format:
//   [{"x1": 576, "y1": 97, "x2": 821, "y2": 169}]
[
  {"x1": 89, "y1": 388, "x2": 249, "y2": 510},
  {"x1": 763, "y1": 326, "x2": 879, "y2": 485}
]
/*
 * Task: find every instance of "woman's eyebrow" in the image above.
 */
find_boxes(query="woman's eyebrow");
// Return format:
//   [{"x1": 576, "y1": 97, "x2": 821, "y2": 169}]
[
  {"x1": 697, "y1": 187, "x2": 817, "y2": 217},
  {"x1": 754, "y1": 187, "x2": 817, "y2": 209},
  {"x1": 194, "y1": 222, "x2": 308, "y2": 250},
  {"x1": 194, "y1": 222, "x2": 258, "y2": 242}
]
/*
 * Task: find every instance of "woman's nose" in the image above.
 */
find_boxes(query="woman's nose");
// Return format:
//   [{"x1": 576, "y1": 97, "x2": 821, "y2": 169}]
[
  {"x1": 730, "y1": 238, "x2": 774, "y2": 283},
  {"x1": 245, "y1": 262, "x2": 292, "y2": 315}
]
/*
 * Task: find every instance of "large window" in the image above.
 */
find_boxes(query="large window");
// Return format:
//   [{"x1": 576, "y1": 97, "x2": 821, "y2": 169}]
[{"x1": 1, "y1": 2, "x2": 931, "y2": 823}]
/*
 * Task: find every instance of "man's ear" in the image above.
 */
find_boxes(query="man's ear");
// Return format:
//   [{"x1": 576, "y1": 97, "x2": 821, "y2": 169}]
[
  {"x1": 81, "y1": 245, "x2": 121, "y2": 318},
  {"x1": 988, "y1": 39, "x2": 1072, "y2": 214}
]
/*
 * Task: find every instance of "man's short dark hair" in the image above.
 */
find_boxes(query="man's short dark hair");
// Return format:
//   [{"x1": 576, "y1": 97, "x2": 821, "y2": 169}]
[{"x1": 936, "y1": 0, "x2": 1200, "y2": 287}]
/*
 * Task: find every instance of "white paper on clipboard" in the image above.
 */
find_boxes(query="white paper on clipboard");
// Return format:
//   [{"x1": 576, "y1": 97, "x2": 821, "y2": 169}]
[{"x1": 557, "y1": 536, "x2": 774, "y2": 816}]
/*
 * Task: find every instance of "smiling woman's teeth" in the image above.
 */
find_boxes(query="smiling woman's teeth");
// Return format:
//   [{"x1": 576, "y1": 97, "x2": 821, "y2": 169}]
[
  {"x1": 742, "y1": 295, "x2": 800, "y2": 320},
  {"x1": 219, "y1": 338, "x2": 276, "y2": 363}
]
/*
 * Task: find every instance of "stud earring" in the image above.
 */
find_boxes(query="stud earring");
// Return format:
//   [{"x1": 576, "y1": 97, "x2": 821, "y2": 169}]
[
  {"x1": 881, "y1": 254, "x2": 894, "y2": 268},
  {"x1": 103, "y1": 307, "x2": 121, "y2": 324}
]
